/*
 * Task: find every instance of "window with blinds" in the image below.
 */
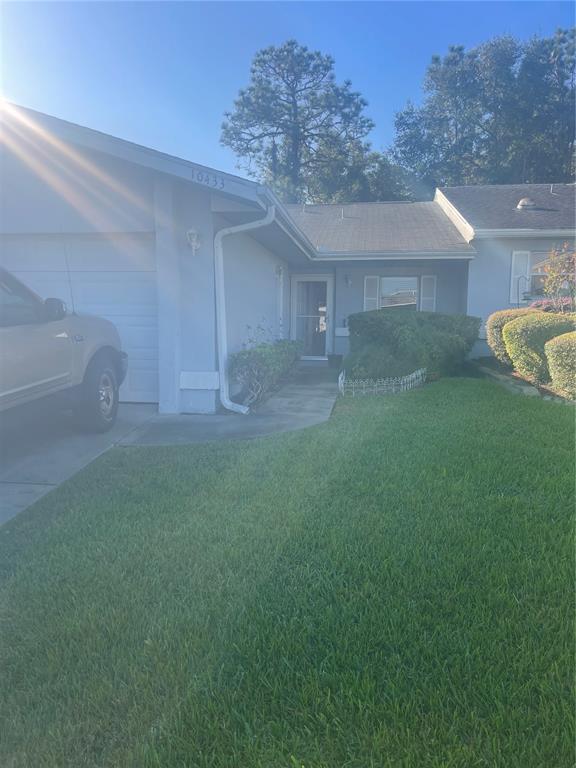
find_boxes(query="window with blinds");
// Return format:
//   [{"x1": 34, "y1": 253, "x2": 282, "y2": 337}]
[{"x1": 363, "y1": 275, "x2": 437, "y2": 312}]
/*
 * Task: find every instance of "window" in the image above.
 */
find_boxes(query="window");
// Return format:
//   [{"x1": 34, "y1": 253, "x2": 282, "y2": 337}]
[
  {"x1": 364, "y1": 275, "x2": 437, "y2": 312},
  {"x1": 510, "y1": 251, "x2": 551, "y2": 304},
  {"x1": 529, "y1": 253, "x2": 550, "y2": 297},
  {"x1": 0, "y1": 273, "x2": 42, "y2": 327},
  {"x1": 380, "y1": 277, "x2": 418, "y2": 309}
]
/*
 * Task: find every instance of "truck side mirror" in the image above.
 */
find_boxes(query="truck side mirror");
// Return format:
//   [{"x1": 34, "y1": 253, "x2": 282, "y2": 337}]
[{"x1": 43, "y1": 297, "x2": 67, "y2": 321}]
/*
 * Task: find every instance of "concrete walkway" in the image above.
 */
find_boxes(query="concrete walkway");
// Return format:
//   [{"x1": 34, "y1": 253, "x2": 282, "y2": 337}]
[{"x1": 120, "y1": 368, "x2": 339, "y2": 447}]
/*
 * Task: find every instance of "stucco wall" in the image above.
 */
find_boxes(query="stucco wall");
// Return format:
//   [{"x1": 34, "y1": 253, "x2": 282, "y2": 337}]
[{"x1": 224, "y1": 232, "x2": 290, "y2": 353}]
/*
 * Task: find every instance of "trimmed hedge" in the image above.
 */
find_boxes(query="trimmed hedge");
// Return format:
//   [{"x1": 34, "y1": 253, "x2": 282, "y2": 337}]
[
  {"x1": 486, "y1": 308, "x2": 540, "y2": 365},
  {"x1": 502, "y1": 313, "x2": 576, "y2": 384},
  {"x1": 545, "y1": 332, "x2": 576, "y2": 397},
  {"x1": 229, "y1": 339, "x2": 300, "y2": 405},
  {"x1": 346, "y1": 309, "x2": 480, "y2": 379}
]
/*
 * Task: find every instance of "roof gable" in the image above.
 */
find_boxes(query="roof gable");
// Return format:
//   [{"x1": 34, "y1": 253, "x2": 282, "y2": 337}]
[{"x1": 439, "y1": 184, "x2": 576, "y2": 233}]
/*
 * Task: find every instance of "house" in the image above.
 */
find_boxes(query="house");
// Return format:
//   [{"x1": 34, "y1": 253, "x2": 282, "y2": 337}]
[{"x1": 1, "y1": 104, "x2": 574, "y2": 414}]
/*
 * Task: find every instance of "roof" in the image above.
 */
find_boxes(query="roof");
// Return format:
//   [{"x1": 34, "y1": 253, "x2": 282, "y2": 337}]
[
  {"x1": 439, "y1": 184, "x2": 576, "y2": 232},
  {"x1": 285, "y1": 202, "x2": 475, "y2": 255},
  {"x1": 5, "y1": 104, "x2": 571, "y2": 260}
]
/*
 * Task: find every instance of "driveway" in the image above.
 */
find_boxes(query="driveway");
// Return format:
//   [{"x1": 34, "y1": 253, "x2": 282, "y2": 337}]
[{"x1": 0, "y1": 403, "x2": 155, "y2": 524}]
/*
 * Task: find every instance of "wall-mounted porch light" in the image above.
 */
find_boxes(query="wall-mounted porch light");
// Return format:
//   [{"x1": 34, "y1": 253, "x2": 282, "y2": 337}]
[{"x1": 186, "y1": 228, "x2": 202, "y2": 254}]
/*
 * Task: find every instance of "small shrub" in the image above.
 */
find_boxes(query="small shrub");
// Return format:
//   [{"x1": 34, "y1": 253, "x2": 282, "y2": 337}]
[
  {"x1": 229, "y1": 339, "x2": 300, "y2": 405},
  {"x1": 486, "y1": 308, "x2": 540, "y2": 365},
  {"x1": 347, "y1": 342, "x2": 421, "y2": 380},
  {"x1": 502, "y1": 313, "x2": 576, "y2": 384},
  {"x1": 529, "y1": 297, "x2": 575, "y2": 313},
  {"x1": 346, "y1": 310, "x2": 480, "y2": 379},
  {"x1": 545, "y1": 332, "x2": 576, "y2": 397},
  {"x1": 541, "y1": 242, "x2": 576, "y2": 312}
]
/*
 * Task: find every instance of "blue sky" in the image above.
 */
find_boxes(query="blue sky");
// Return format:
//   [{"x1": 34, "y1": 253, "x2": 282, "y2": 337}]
[{"x1": 2, "y1": 2, "x2": 573, "y2": 175}]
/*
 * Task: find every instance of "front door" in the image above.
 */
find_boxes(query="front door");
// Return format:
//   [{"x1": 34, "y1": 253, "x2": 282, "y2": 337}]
[{"x1": 290, "y1": 276, "x2": 333, "y2": 359}]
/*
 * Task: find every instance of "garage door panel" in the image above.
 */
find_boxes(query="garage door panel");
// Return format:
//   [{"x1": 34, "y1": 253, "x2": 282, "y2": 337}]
[
  {"x1": 72, "y1": 275, "x2": 157, "y2": 313},
  {"x1": 65, "y1": 236, "x2": 156, "y2": 272},
  {"x1": 0, "y1": 238, "x2": 68, "y2": 271},
  {"x1": 123, "y1": 365, "x2": 158, "y2": 401},
  {"x1": 1, "y1": 236, "x2": 159, "y2": 403}
]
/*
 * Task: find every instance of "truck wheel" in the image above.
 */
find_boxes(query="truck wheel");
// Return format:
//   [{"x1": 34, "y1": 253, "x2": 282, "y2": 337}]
[{"x1": 77, "y1": 355, "x2": 119, "y2": 432}]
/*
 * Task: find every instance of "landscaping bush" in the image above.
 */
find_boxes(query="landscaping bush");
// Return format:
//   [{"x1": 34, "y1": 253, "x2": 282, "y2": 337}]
[
  {"x1": 486, "y1": 308, "x2": 540, "y2": 365},
  {"x1": 529, "y1": 297, "x2": 575, "y2": 313},
  {"x1": 229, "y1": 339, "x2": 300, "y2": 405},
  {"x1": 545, "y1": 332, "x2": 576, "y2": 397},
  {"x1": 502, "y1": 313, "x2": 576, "y2": 384},
  {"x1": 345, "y1": 309, "x2": 480, "y2": 379}
]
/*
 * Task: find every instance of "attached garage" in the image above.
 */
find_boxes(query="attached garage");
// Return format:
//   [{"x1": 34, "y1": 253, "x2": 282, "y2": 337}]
[
  {"x1": 0, "y1": 233, "x2": 158, "y2": 403},
  {"x1": 0, "y1": 103, "x2": 294, "y2": 415}
]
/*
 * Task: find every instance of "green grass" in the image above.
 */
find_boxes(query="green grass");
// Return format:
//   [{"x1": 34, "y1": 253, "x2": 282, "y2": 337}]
[{"x1": 1, "y1": 378, "x2": 574, "y2": 768}]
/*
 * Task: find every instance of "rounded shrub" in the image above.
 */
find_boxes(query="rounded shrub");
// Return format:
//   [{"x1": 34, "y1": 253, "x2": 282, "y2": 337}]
[
  {"x1": 486, "y1": 308, "x2": 540, "y2": 365},
  {"x1": 502, "y1": 313, "x2": 576, "y2": 384},
  {"x1": 545, "y1": 332, "x2": 576, "y2": 397},
  {"x1": 345, "y1": 309, "x2": 480, "y2": 379}
]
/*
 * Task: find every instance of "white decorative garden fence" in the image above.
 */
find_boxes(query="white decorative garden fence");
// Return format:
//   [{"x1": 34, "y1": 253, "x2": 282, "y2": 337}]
[{"x1": 338, "y1": 368, "x2": 427, "y2": 397}]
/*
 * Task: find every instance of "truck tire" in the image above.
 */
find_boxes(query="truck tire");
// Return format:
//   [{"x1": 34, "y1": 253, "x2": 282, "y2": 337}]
[{"x1": 76, "y1": 354, "x2": 119, "y2": 432}]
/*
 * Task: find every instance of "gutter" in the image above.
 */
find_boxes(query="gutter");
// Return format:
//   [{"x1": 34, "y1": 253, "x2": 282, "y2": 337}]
[
  {"x1": 311, "y1": 250, "x2": 475, "y2": 260},
  {"x1": 472, "y1": 228, "x2": 576, "y2": 239},
  {"x1": 214, "y1": 205, "x2": 276, "y2": 414}
]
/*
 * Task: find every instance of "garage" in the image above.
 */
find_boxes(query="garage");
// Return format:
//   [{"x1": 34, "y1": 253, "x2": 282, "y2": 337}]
[{"x1": 0, "y1": 233, "x2": 159, "y2": 403}]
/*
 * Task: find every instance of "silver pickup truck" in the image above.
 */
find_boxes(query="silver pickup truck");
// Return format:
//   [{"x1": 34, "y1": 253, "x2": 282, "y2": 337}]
[{"x1": 0, "y1": 267, "x2": 127, "y2": 432}]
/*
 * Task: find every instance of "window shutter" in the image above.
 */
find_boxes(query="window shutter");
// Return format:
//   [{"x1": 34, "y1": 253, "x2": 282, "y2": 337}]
[
  {"x1": 364, "y1": 276, "x2": 379, "y2": 311},
  {"x1": 420, "y1": 275, "x2": 437, "y2": 312},
  {"x1": 510, "y1": 251, "x2": 531, "y2": 305}
]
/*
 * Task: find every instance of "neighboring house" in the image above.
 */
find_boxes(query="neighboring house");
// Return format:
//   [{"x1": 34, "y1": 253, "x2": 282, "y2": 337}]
[
  {"x1": 1, "y1": 104, "x2": 574, "y2": 413},
  {"x1": 435, "y1": 184, "x2": 576, "y2": 334}
]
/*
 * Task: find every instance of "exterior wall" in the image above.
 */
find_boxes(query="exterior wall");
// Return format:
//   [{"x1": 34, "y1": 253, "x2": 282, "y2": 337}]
[
  {"x1": 331, "y1": 260, "x2": 469, "y2": 355},
  {"x1": 466, "y1": 236, "x2": 575, "y2": 357},
  {"x1": 0, "y1": 145, "x2": 155, "y2": 235},
  {"x1": 173, "y1": 181, "x2": 218, "y2": 414},
  {"x1": 224, "y1": 232, "x2": 290, "y2": 352}
]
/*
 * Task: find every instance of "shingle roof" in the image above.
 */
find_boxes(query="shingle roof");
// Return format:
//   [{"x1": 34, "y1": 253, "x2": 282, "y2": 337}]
[
  {"x1": 439, "y1": 184, "x2": 576, "y2": 231},
  {"x1": 284, "y1": 202, "x2": 474, "y2": 254}
]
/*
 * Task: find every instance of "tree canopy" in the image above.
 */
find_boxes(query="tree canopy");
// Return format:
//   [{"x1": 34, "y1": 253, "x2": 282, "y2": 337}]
[
  {"x1": 392, "y1": 29, "x2": 575, "y2": 188},
  {"x1": 222, "y1": 31, "x2": 575, "y2": 203},
  {"x1": 221, "y1": 40, "x2": 409, "y2": 203}
]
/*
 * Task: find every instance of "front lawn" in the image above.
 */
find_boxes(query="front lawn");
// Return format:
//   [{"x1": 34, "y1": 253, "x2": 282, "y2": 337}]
[{"x1": 1, "y1": 378, "x2": 573, "y2": 768}]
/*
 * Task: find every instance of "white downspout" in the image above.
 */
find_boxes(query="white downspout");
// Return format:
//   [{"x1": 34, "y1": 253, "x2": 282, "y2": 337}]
[{"x1": 214, "y1": 205, "x2": 276, "y2": 414}]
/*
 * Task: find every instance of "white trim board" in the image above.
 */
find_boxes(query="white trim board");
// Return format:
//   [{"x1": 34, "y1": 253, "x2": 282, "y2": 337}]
[
  {"x1": 180, "y1": 371, "x2": 220, "y2": 390},
  {"x1": 434, "y1": 189, "x2": 476, "y2": 242}
]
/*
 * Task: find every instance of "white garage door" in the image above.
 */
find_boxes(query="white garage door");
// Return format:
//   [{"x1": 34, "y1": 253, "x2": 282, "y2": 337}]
[{"x1": 0, "y1": 233, "x2": 159, "y2": 403}]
